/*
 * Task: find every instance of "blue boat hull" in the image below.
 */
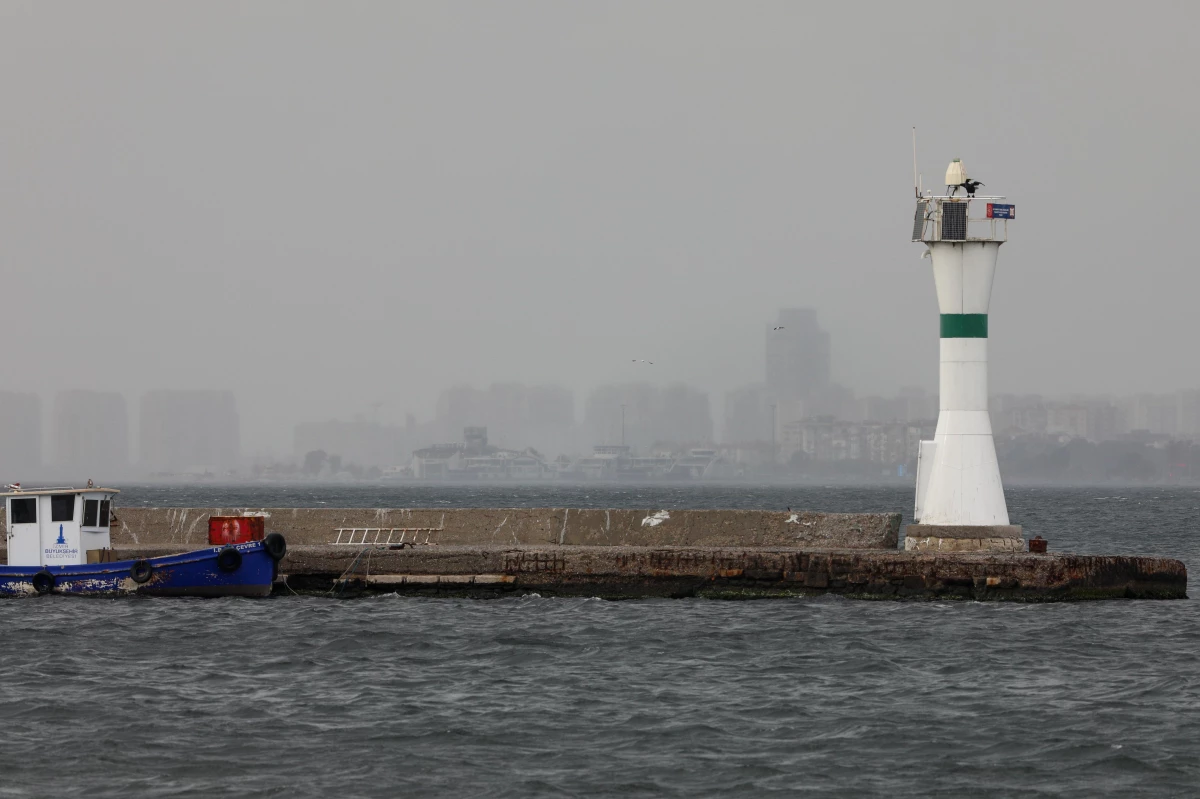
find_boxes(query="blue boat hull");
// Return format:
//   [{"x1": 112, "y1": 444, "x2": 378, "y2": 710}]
[{"x1": 0, "y1": 539, "x2": 281, "y2": 598}]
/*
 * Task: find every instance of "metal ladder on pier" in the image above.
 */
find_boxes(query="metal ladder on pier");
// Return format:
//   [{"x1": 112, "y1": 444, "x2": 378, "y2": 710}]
[{"x1": 332, "y1": 525, "x2": 444, "y2": 547}]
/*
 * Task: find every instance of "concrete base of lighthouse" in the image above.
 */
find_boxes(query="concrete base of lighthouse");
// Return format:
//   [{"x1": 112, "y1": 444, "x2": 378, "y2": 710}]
[{"x1": 904, "y1": 524, "x2": 1024, "y2": 553}]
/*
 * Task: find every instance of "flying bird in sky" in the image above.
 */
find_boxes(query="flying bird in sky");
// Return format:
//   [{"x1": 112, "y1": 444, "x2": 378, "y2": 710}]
[
  {"x1": 632, "y1": 359, "x2": 654, "y2": 364},
  {"x1": 773, "y1": 326, "x2": 785, "y2": 331}
]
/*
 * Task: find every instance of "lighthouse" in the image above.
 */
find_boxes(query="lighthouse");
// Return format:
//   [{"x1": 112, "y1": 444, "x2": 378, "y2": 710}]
[{"x1": 907, "y1": 159, "x2": 1023, "y2": 552}]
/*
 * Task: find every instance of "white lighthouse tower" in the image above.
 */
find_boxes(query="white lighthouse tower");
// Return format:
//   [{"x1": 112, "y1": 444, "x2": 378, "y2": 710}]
[{"x1": 907, "y1": 159, "x2": 1023, "y2": 552}]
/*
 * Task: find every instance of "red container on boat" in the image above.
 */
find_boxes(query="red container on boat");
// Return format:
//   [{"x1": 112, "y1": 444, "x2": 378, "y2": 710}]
[{"x1": 208, "y1": 516, "x2": 265, "y2": 545}]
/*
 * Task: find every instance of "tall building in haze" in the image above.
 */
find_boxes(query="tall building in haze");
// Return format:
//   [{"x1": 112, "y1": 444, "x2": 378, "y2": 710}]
[
  {"x1": 0, "y1": 392, "x2": 42, "y2": 477},
  {"x1": 52, "y1": 390, "x2": 129, "y2": 475},
  {"x1": 765, "y1": 308, "x2": 830, "y2": 406},
  {"x1": 139, "y1": 390, "x2": 239, "y2": 474},
  {"x1": 723, "y1": 384, "x2": 772, "y2": 444}
]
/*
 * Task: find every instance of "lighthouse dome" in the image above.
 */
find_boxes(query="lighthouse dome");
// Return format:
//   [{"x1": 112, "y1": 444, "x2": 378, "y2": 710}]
[{"x1": 945, "y1": 159, "x2": 967, "y2": 186}]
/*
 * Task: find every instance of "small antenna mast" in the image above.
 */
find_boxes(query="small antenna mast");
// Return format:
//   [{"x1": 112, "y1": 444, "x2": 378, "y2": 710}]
[{"x1": 912, "y1": 127, "x2": 919, "y2": 198}]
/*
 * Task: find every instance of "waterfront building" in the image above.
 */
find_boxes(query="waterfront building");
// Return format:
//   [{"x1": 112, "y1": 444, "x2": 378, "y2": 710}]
[
  {"x1": 567, "y1": 446, "x2": 629, "y2": 480},
  {"x1": 409, "y1": 445, "x2": 464, "y2": 480},
  {"x1": 457, "y1": 450, "x2": 553, "y2": 480},
  {"x1": 409, "y1": 426, "x2": 552, "y2": 480},
  {"x1": 780, "y1": 419, "x2": 928, "y2": 467},
  {"x1": 665, "y1": 448, "x2": 735, "y2": 480}
]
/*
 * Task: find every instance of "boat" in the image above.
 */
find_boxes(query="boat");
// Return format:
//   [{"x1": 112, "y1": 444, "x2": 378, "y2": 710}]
[{"x1": 1, "y1": 485, "x2": 286, "y2": 597}]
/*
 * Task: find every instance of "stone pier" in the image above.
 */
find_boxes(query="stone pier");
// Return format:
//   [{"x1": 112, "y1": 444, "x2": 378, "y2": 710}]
[{"x1": 2, "y1": 507, "x2": 1185, "y2": 601}]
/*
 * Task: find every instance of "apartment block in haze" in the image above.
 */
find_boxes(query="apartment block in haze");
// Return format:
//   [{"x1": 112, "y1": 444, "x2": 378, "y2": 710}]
[
  {"x1": 723, "y1": 384, "x2": 772, "y2": 444},
  {"x1": 139, "y1": 390, "x2": 239, "y2": 474},
  {"x1": 765, "y1": 308, "x2": 830, "y2": 406},
  {"x1": 52, "y1": 390, "x2": 129, "y2": 475},
  {"x1": 0, "y1": 392, "x2": 42, "y2": 477}
]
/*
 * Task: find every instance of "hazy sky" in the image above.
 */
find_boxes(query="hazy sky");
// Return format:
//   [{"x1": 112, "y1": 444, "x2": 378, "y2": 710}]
[{"x1": 2, "y1": 2, "x2": 1196, "y2": 454}]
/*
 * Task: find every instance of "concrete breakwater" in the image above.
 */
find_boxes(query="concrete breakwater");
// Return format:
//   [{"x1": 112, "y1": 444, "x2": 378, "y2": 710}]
[
  {"x1": 19, "y1": 544, "x2": 1184, "y2": 601},
  {"x1": 1, "y1": 506, "x2": 1185, "y2": 600},
  {"x1": 104, "y1": 507, "x2": 903, "y2": 550},
  {"x1": 278, "y1": 546, "x2": 1188, "y2": 600}
]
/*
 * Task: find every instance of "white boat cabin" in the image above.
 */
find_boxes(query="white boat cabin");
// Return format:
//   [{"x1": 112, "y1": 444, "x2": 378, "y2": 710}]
[{"x1": 2, "y1": 485, "x2": 120, "y2": 568}]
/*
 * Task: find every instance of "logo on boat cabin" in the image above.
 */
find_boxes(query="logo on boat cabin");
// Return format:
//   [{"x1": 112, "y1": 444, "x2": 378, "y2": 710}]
[{"x1": 44, "y1": 523, "x2": 79, "y2": 560}]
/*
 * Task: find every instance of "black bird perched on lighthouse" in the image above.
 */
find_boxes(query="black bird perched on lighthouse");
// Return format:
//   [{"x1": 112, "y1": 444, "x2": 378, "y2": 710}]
[
  {"x1": 961, "y1": 179, "x2": 984, "y2": 197},
  {"x1": 947, "y1": 178, "x2": 985, "y2": 197}
]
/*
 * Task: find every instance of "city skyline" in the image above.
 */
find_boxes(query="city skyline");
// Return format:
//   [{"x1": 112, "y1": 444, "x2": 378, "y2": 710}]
[{"x1": 4, "y1": 317, "x2": 1200, "y2": 479}]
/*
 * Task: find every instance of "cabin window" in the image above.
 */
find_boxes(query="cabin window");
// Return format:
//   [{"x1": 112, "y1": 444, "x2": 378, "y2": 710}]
[
  {"x1": 83, "y1": 500, "x2": 99, "y2": 527},
  {"x1": 51, "y1": 494, "x2": 75, "y2": 522},
  {"x1": 11, "y1": 498, "x2": 36, "y2": 524},
  {"x1": 99, "y1": 500, "x2": 111, "y2": 527}
]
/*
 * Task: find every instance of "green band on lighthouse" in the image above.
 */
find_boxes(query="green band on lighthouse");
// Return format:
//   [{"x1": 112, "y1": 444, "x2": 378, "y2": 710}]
[{"x1": 940, "y1": 314, "x2": 988, "y2": 338}]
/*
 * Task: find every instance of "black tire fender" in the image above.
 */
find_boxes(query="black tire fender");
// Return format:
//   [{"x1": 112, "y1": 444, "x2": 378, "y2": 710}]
[
  {"x1": 263, "y1": 532, "x2": 287, "y2": 562},
  {"x1": 32, "y1": 571, "x2": 55, "y2": 595},
  {"x1": 130, "y1": 559, "x2": 153, "y2": 584},
  {"x1": 216, "y1": 546, "x2": 242, "y2": 573}
]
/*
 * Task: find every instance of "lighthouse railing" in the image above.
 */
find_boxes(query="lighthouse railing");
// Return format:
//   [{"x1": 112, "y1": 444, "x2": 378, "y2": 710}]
[{"x1": 913, "y1": 197, "x2": 1009, "y2": 243}]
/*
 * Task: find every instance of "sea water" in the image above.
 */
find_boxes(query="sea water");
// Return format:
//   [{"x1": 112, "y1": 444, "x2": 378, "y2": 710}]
[{"x1": 1, "y1": 485, "x2": 1196, "y2": 798}]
